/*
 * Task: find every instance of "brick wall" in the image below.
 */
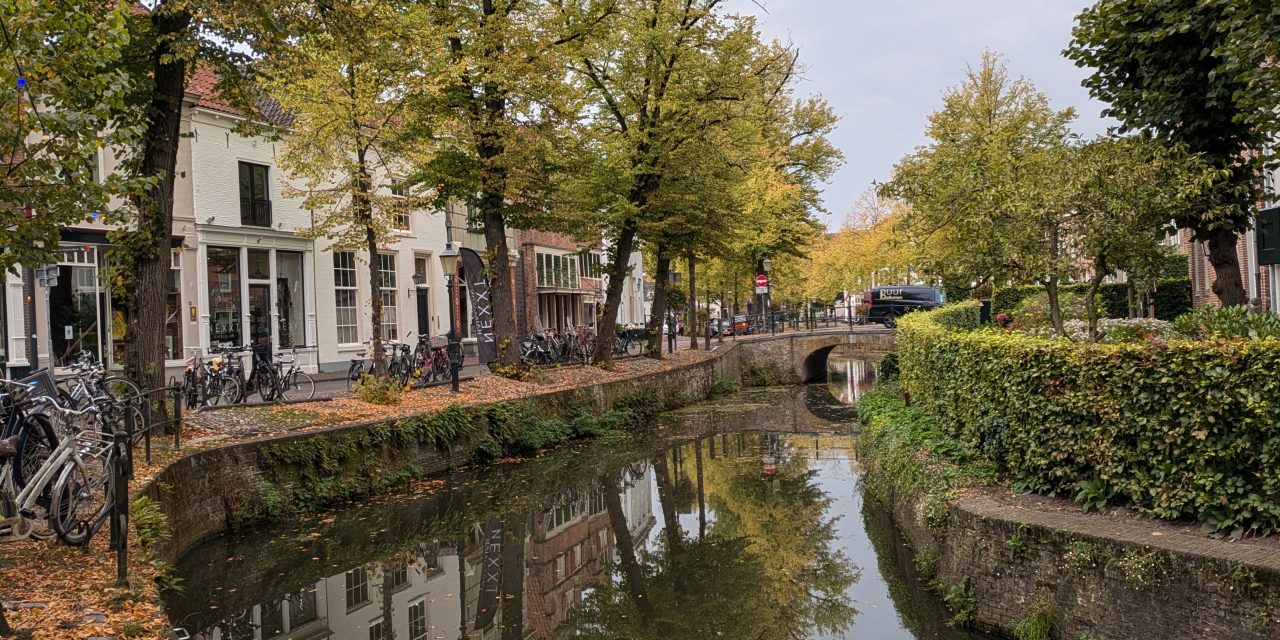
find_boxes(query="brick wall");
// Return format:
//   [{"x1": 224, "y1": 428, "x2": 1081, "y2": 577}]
[{"x1": 872, "y1": 475, "x2": 1280, "y2": 640}]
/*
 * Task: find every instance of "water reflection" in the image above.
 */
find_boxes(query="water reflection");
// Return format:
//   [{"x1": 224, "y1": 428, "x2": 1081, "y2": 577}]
[
  {"x1": 827, "y1": 346, "x2": 878, "y2": 405},
  {"x1": 165, "y1": 388, "x2": 993, "y2": 640}
]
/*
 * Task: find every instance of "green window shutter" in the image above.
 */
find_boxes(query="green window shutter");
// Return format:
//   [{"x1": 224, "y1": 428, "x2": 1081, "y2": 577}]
[{"x1": 1257, "y1": 207, "x2": 1280, "y2": 266}]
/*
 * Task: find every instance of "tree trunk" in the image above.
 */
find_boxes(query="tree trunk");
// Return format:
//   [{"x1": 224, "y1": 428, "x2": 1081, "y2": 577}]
[
  {"x1": 592, "y1": 217, "x2": 639, "y2": 364},
  {"x1": 1044, "y1": 276, "x2": 1064, "y2": 336},
  {"x1": 687, "y1": 253, "x2": 697, "y2": 350},
  {"x1": 1126, "y1": 281, "x2": 1136, "y2": 318},
  {"x1": 380, "y1": 562, "x2": 397, "y2": 640},
  {"x1": 480, "y1": 206, "x2": 519, "y2": 366},
  {"x1": 1205, "y1": 227, "x2": 1248, "y2": 307},
  {"x1": 694, "y1": 438, "x2": 705, "y2": 539},
  {"x1": 652, "y1": 452, "x2": 682, "y2": 551},
  {"x1": 646, "y1": 245, "x2": 670, "y2": 358},
  {"x1": 357, "y1": 148, "x2": 386, "y2": 376},
  {"x1": 1085, "y1": 271, "x2": 1107, "y2": 343},
  {"x1": 123, "y1": 5, "x2": 192, "y2": 420},
  {"x1": 602, "y1": 473, "x2": 653, "y2": 620}
]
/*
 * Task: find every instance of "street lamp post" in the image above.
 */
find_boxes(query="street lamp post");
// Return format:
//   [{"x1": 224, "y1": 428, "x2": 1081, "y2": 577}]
[
  {"x1": 761, "y1": 258, "x2": 773, "y2": 335},
  {"x1": 438, "y1": 244, "x2": 462, "y2": 393}
]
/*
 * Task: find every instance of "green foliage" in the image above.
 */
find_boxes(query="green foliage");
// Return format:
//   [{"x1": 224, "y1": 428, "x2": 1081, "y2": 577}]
[
  {"x1": 897, "y1": 306, "x2": 1280, "y2": 537},
  {"x1": 0, "y1": 0, "x2": 143, "y2": 273},
  {"x1": 707, "y1": 376, "x2": 742, "y2": 398},
  {"x1": 913, "y1": 548, "x2": 938, "y2": 581},
  {"x1": 856, "y1": 384, "x2": 997, "y2": 532},
  {"x1": 740, "y1": 361, "x2": 781, "y2": 388},
  {"x1": 130, "y1": 495, "x2": 171, "y2": 547},
  {"x1": 1169, "y1": 305, "x2": 1280, "y2": 341},
  {"x1": 1075, "y1": 476, "x2": 1116, "y2": 513},
  {"x1": 992, "y1": 278, "x2": 1191, "y2": 321},
  {"x1": 1013, "y1": 593, "x2": 1055, "y2": 640},
  {"x1": 943, "y1": 577, "x2": 978, "y2": 626},
  {"x1": 1064, "y1": 541, "x2": 1100, "y2": 572},
  {"x1": 1110, "y1": 547, "x2": 1170, "y2": 589},
  {"x1": 1005, "y1": 534, "x2": 1025, "y2": 556},
  {"x1": 1012, "y1": 290, "x2": 1094, "y2": 327},
  {"x1": 353, "y1": 374, "x2": 406, "y2": 405},
  {"x1": 931, "y1": 301, "x2": 982, "y2": 330},
  {"x1": 877, "y1": 352, "x2": 900, "y2": 382}
]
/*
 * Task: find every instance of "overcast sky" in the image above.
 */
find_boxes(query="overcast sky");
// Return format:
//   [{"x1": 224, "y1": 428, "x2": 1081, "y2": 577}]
[{"x1": 738, "y1": 0, "x2": 1113, "y2": 229}]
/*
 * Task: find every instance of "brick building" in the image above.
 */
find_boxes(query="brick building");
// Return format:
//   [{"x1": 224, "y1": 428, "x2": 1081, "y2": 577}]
[{"x1": 1183, "y1": 158, "x2": 1280, "y2": 311}]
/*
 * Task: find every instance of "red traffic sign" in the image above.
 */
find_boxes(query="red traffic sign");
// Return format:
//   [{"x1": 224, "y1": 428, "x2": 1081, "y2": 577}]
[{"x1": 755, "y1": 274, "x2": 769, "y2": 288}]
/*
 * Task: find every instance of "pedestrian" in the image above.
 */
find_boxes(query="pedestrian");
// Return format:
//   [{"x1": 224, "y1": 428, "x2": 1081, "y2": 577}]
[{"x1": 666, "y1": 313, "x2": 677, "y2": 353}]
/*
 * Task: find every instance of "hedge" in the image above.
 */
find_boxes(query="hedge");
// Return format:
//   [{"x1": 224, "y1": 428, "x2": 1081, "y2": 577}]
[
  {"x1": 896, "y1": 307, "x2": 1280, "y2": 538},
  {"x1": 991, "y1": 277, "x2": 1192, "y2": 321}
]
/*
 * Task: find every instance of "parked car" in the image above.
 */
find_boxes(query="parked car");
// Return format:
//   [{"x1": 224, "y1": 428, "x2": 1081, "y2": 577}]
[
  {"x1": 865, "y1": 286, "x2": 946, "y2": 328},
  {"x1": 731, "y1": 314, "x2": 751, "y2": 335}
]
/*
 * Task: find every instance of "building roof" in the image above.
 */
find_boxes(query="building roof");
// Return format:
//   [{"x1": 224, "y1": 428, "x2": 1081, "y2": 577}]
[{"x1": 186, "y1": 65, "x2": 292, "y2": 126}]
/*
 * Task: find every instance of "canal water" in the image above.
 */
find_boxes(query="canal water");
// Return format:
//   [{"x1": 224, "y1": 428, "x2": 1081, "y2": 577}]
[{"x1": 164, "y1": 351, "x2": 995, "y2": 640}]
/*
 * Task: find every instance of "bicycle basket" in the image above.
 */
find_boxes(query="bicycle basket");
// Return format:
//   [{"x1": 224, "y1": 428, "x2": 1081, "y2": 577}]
[{"x1": 17, "y1": 368, "x2": 59, "y2": 401}]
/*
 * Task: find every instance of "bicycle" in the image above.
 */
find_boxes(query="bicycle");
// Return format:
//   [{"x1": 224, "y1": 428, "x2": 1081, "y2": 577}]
[
  {"x1": 0, "y1": 382, "x2": 117, "y2": 546},
  {"x1": 268, "y1": 346, "x2": 316, "y2": 401}
]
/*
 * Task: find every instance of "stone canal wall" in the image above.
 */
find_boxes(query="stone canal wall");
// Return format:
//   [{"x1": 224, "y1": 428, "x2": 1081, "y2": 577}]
[
  {"x1": 870, "y1": 470, "x2": 1280, "y2": 640},
  {"x1": 145, "y1": 328, "x2": 892, "y2": 561}
]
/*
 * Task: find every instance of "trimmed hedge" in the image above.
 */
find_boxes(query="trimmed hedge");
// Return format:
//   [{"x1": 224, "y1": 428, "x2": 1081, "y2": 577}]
[
  {"x1": 897, "y1": 307, "x2": 1280, "y2": 538},
  {"x1": 929, "y1": 300, "x2": 982, "y2": 330},
  {"x1": 991, "y1": 278, "x2": 1192, "y2": 321}
]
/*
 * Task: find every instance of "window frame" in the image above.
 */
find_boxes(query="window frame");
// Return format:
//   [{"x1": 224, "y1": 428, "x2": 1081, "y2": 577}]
[
  {"x1": 378, "y1": 253, "x2": 398, "y2": 340},
  {"x1": 238, "y1": 161, "x2": 272, "y2": 227},
  {"x1": 334, "y1": 251, "x2": 360, "y2": 345},
  {"x1": 345, "y1": 566, "x2": 370, "y2": 610}
]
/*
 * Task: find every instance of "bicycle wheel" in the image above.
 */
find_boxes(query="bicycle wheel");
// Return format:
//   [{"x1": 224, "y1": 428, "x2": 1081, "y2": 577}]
[
  {"x1": 12, "y1": 413, "x2": 58, "y2": 541},
  {"x1": 100, "y1": 375, "x2": 142, "y2": 403},
  {"x1": 625, "y1": 338, "x2": 642, "y2": 357},
  {"x1": 279, "y1": 371, "x2": 315, "y2": 401},
  {"x1": 256, "y1": 371, "x2": 280, "y2": 402},
  {"x1": 50, "y1": 451, "x2": 113, "y2": 546},
  {"x1": 206, "y1": 376, "x2": 242, "y2": 407}
]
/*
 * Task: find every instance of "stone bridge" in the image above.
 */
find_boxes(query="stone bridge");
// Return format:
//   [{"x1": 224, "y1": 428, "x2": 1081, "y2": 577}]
[{"x1": 733, "y1": 327, "x2": 895, "y2": 384}]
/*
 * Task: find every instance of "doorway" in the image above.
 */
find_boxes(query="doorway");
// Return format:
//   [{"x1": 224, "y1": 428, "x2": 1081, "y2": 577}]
[
  {"x1": 416, "y1": 290, "x2": 430, "y2": 338},
  {"x1": 248, "y1": 283, "x2": 272, "y2": 348}
]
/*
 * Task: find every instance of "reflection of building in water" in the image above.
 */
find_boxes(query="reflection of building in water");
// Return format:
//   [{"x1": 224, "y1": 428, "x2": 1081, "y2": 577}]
[
  {"x1": 827, "y1": 353, "x2": 878, "y2": 405},
  {"x1": 526, "y1": 487, "x2": 613, "y2": 636},
  {"x1": 192, "y1": 468, "x2": 655, "y2": 640},
  {"x1": 195, "y1": 544, "x2": 463, "y2": 640}
]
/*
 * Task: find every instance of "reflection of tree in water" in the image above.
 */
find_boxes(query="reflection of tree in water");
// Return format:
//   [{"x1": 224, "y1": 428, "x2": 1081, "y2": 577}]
[{"x1": 561, "y1": 435, "x2": 859, "y2": 639}]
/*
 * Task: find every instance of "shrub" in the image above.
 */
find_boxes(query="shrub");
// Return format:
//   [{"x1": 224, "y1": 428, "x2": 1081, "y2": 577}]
[
  {"x1": 1011, "y1": 290, "x2": 1093, "y2": 327},
  {"x1": 353, "y1": 373, "x2": 406, "y2": 405},
  {"x1": 130, "y1": 496, "x2": 171, "y2": 547},
  {"x1": 992, "y1": 278, "x2": 1192, "y2": 321},
  {"x1": 1168, "y1": 305, "x2": 1280, "y2": 340},
  {"x1": 931, "y1": 300, "x2": 982, "y2": 330},
  {"x1": 897, "y1": 307, "x2": 1280, "y2": 538},
  {"x1": 856, "y1": 384, "x2": 997, "y2": 532}
]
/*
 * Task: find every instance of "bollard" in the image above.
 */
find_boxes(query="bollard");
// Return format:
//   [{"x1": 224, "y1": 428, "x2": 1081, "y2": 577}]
[
  {"x1": 172, "y1": 386, "x2": 183, "y2": 450},
  {"x1": 114, "y1": 431, "x2": 130, "y2": 586}
]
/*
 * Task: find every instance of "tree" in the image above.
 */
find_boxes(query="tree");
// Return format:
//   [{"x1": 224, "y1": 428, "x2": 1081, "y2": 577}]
[
  {"x1": 880, "y1": 51, "x2": 1076, "y2": 333},
  {"x1": 110, "y1": 0, "x2": 267, "y2": 397},
  {"x1": 0, "y1": 0, "x2": 140, "y2": 274},
  {"x1": 409, "y1": 0, "x2": 615, "y2": 368},
  {"x1": 1069, "y1": 136, "x2": 1202, "y2": 340},
  {"x1": 260, "y1": 0, "x2": 439, "y2": 375},
  {"x1": 1066, "y1": 0, "x2": 1280, "y2": 306}
]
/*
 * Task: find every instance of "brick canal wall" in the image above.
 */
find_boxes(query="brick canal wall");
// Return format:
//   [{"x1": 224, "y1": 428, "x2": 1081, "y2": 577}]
[
  {"x1": 146, "y1": 328, "x2": 892, "y2": 561},
  {"x1": 874, "y1": 478, "x2": 1280, "y2": 639}
]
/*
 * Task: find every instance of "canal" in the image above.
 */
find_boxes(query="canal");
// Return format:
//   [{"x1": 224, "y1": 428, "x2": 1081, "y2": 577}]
[{"x1": 165, "y1": 351, "x2": 995, "y2": 640}]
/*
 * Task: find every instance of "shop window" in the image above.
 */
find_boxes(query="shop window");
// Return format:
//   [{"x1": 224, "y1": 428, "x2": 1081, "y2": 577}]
[
  {"x1": 277, "y1": 251, "x2": 305, "y2": 348},
  {"x1": 207, "y1": 247, "x2": 242, "y2": 346},
  {"x1": 345, "y1": 567, "x2": 369, "y2": 609},
  {"x1": 166, "y1": 250, "x2": 183, "y2": 359}
]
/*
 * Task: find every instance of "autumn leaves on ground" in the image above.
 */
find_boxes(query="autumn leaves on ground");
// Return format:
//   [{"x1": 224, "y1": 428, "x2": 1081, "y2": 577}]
[{"x1": 0, "y1": 348, "x2": 719, "y2": 639}]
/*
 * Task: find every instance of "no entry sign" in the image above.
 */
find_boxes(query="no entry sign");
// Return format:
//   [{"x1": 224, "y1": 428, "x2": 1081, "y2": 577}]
[{"x1": 755, "y1": 274, "x2": 769, "y2": 288}]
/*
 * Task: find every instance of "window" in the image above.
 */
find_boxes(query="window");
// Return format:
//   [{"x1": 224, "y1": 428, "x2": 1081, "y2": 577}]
[
  {"x1": 238, "y1": 162, "x2": 271, "y2": 227},
  {"x1": 345, "y1": 567, "x2": 370, "y2": 609},
  {"x1": 334, "y1": 252, "x2": 359, "y2": 344},
  {"x1": 379, "y1": 253, "x2": 398, "y2": 339},
  {"x1": 277, "y1": 251, "x2": 305, "y2": 348},
  {"x1": 390, "y1": 180, "x2": 411, "y2": 229},
  {"x1": 207, "y1": 247, "x2": 242, "y2": 346},
  {"x1": 389, "y1": 562, "x2": 409, "y2": 590},
  {"x1": 390, "y1": 178, "x2": 408, "y2": 198},
  {"x1": 261, "y1": 600, "x2": 285, "y2": 638},
  {"x1": 288, "y1": 587, "x2": 319, "y2": 628},
  {"x1": 409, "y1": 600, "x2": 428, "y2": 640},
  {"x1": 166, "y1": 250, "x2": 182, "y2": 359},
  {"x1": 368, "y1": 619, "x2": 386, "y2": 640},
  {"x1": 579, "y1": 252, "x2": 602, "y2": 277},
  {"x1": 536, "y1": 253, "x2": 546, "y2": 287}
]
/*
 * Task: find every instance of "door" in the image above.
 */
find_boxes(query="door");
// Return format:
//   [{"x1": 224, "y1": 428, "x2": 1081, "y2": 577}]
[
  {"x1": 416, "y1": 290, "x2": 430, "y2": 338},
  {"x1": 248, "y1": 283, "x2": 272, "y2": 348}
]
